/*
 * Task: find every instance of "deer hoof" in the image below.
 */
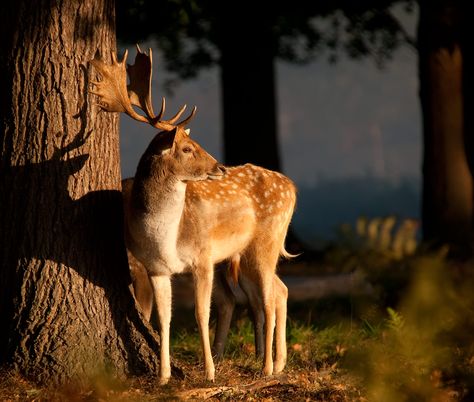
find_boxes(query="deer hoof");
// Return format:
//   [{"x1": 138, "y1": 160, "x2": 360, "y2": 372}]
[
  {"x1": 205, "y1": 369, "x2": 215, "y2": 382},
  {"x1": 262, "y1": 365, "x2": 273, "y2": 377},
  {"x1": 274, "y1": 358, "x2": 286, "y2": 374},
  {"x1": 159, "y1": 371, "x2": 171, "y2": 385}
]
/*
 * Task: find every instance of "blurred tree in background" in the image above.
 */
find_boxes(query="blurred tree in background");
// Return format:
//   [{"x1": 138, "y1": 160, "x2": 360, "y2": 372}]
[{"x1": 418, "y1": 0, "x2": 473, "y2": 254}]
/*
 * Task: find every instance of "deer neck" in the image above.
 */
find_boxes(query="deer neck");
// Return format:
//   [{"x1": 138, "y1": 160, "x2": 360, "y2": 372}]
[
  {"x1": 133, "y1": 153, "x2": 186, "y2": 213},
  {"x1": 130, "y1": 158, "x2": 188, "y2": 266},
  {"x1": 133, "y1": 175, "x2": 186, "y2": 226}
]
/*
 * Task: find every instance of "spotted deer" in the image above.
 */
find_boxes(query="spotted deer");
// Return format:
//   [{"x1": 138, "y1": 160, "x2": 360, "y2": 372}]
[{"x1": 90, "y1": 47, "x2": 297, "y2": 384}]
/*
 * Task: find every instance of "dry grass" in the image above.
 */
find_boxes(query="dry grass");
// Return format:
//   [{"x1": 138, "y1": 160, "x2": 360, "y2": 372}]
[
  {"x1": 0, "y1": 357, "x2": 361, "y2": 401},
  {"x1": 0, "y1": 314, "x2": 363, "y2": 401},
  {"x1": 2, "y1": 251, "x2": 474, "y2": 401}
]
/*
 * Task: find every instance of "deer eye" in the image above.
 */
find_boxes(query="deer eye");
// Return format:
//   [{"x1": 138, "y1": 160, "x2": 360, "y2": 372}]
[{"x1": 182, "y1": 146, "x2": 193, "y2": 153}]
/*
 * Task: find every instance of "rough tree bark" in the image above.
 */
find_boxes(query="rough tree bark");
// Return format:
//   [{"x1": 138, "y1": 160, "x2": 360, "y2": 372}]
[
  {"x1": 0, "y1": 0, "x2": 159, "y2": 384},
  {"x1": 418, "y1": 0, "x2": 473, "y2": 251}
]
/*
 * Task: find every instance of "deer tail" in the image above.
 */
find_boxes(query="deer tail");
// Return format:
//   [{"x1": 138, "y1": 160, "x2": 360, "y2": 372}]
[{"x1": 280, "y1": 245, "x2": 300, "y2": 259}]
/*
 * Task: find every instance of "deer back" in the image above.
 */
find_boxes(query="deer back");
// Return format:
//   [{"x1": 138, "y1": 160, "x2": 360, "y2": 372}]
[{"x1": 180, "y1": 163, "x2": 297, "y2": 265}]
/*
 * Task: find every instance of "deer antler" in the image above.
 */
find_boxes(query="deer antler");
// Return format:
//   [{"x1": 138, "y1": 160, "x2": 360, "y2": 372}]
[
  {"x1": 126, "y1": 44, "x2": 156, "y2": 119},
  {"x1": 90, "y1": 45, "x2": 196, "y2": 131}
]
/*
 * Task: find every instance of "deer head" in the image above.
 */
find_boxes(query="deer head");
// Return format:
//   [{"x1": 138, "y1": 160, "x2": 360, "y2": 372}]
[
  {"x1": 135, "y1": 127, "x2": 225, "y2": 183},
  {"x1": 89, "y1": 45, "x2": 225, "y2": 183}
]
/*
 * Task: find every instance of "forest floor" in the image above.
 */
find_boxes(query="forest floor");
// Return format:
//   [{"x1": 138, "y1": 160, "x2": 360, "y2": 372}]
[
  {"x1": 0, "y1": 362, "x2": 360, "y2": 401},
  {"x1": 1, "y1": 249, "x2": 474, "y2": 401},
  {"x1": 0, "y1": 309, "x2": 365, "y2": 402}
]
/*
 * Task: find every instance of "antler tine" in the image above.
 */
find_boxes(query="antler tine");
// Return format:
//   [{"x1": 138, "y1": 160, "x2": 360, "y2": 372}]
[
  {"x1": 111, "y1": 50, "x2": 119, "y2": 64},
  {"x1": 151, "y1": 104, "x2": 197, "y2": 128},
  {"x1": 156, "y1": 97, "x2": 166, "y2": 120},
  {"x1": 164, "y1": 104, "x2": 187, "y2": 125},
  {"x1": 177, "y1": 106, "x2": 197, "y2": 128}
]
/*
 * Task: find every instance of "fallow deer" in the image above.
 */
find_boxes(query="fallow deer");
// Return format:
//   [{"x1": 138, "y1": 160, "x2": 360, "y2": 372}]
[{"x1": 90, "y1": 46, "x2": 296, "y2": 384}]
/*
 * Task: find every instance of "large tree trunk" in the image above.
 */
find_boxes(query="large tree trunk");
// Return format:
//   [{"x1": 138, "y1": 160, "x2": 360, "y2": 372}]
[
  {"x1": 0, "y1": 0, "x2": 159, "y2": 384},
  {"x1": 418, "y1": 0, "x2": 473, "y2": 251},
  {"x1": 218, "y1": 4, "x2": 281, "y2": 171}
]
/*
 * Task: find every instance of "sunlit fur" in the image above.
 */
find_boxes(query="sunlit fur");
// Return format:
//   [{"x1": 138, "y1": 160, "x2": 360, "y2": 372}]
[{"x1": 123, "y1": 126, "x2": 296, "y2": 383}]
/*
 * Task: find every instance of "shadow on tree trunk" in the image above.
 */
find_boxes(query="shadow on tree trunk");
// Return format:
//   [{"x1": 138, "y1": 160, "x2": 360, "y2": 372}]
[{"x1": 0, "y1": 137, "x2": 160, "y2": 383}]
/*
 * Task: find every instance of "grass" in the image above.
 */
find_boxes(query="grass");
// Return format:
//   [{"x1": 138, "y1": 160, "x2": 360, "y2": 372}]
[
  {"x1": 2, "y1": 250, "x2": 474, "y2": 400},
  {"x1": 0, "y1": 313, "x2": 365, "y2": 401}
]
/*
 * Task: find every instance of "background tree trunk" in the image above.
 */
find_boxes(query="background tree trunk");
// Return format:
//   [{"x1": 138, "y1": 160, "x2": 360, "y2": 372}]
[
  {"x1": 418, "y1": 0, "x2": 473, "y2": 251},
  {"x1": 218, "y1": 4, "x2": 281, "y2": 172},
  {"x1": 462, "y1": 4, "x2": 474, "y2": 198},
  {"x1": 0, "y1": 0, "x2": 159, "y2": 384}
]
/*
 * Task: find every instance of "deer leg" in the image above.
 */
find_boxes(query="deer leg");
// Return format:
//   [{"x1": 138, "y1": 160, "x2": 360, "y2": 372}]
[
  {"x1": 273, "y1": 276, "x2": 288, "y2": 374},
  {"x1": 130, "y1": 258, "x2": 154, "y2": 322},
  {"x1": 212, "y1": 267, "x2": 236, "y2": 359},
  {"x1": 193, "y1": 265, "x2": 215, "y2": 381},
  {"x1": 149, "y1": 274, "x2": 172, "y2": 384},
  {"x1": 239, "y1": 274, "x2": 264, "y2": 358},
  {"x1": 260, "y1": 271, "x2": 276, "y2": 376}
]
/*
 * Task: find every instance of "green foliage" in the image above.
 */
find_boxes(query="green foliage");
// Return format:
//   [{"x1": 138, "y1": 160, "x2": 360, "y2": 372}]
[
  {"x1": 346, "y1": 255, "x2": 474, "y2": 401},
  {"x1": 224, "y1": 318, "x2": 255, "y2": 357},
  {"x1": 285, "y1": 319, "x2": 373, "y2": 372},
  {"x1": 171, "y1": 328, "x2": 202, "y2": 361},
  {"x1": 361, "y1": 318, "x2": 381, "y2": 337},
  {"x1": 309, "y1": 219, "x2": 474, "y2": 399},
  {"x1": 116, "y1": 0, "x2": 416, "y2": 79},
  {"x1": 385, "y1": 306, "x2": 405, "y2": 332}
]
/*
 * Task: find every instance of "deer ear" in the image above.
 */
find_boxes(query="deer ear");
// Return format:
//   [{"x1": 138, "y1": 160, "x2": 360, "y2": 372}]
[
  {"x1": 184, "y1": 128, "x2": 191, "y2": 136},
  {"x1": 156, "y1": 128, "x2": 178, "y2": 155}
]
